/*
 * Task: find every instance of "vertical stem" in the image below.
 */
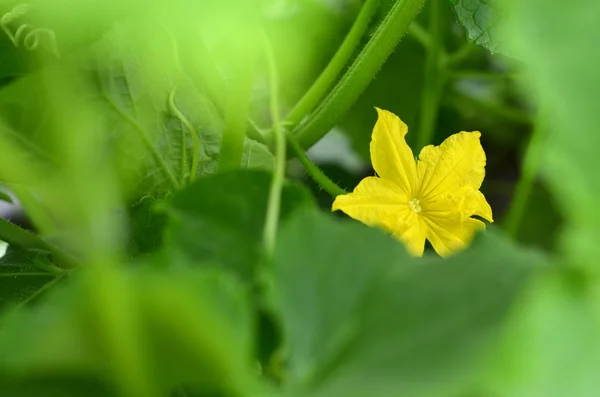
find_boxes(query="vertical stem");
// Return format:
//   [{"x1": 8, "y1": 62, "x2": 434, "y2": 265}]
[
  {"x1": 284, "y1": 0, "x2": 381, "y2": 127},
  {"x1": 262, "y1": 34, "x2": 285, "y2": 257},
  {"x1": 218, "y1": 43, "x2": 257, "y2": 172},
  {"x1": 415, "y1": 0, "x2": 443, "y2": 150},
  {"x1": 292, "y1": 0, "x2": 426, "y2": 150},
  {"x1": 503, "y1": 114, "x2": 547, "y2": 238}
]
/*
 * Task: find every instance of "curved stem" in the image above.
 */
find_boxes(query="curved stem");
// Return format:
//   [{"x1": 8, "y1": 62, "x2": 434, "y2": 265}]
[
  {"x1": 503, "y1": 113, "x2": 547, "y2": 238},
  {"x1": 292, "y1": 0, "x2": 426, "y2": 150},
  {"x1": 284, "y1": 0, "x2": 381, "y2": 127},
  {"x1": 287, "y1": 134, "x2": 347, "y2": 197},
  {"x1": 415, "y1": 0, "x2": 443, "y2": 150},
  {"x1": 0, "y1": 218, "x2": 78, "y2": 269},
  {"x1": 169, "y1": 88, "x2": 201, "y2": 184},
  {"x1": 262, "y1": 34, "x2": 285, "y2": 257}
]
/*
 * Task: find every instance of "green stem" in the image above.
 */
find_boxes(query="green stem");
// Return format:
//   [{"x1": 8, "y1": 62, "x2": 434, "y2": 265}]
[
  {"x1": 449, "y1": 70, "x2": 517, "y2": 81},
  {"x1": 262, "y1": 34, "x2": 285, "y2": 257},
  {"x1": 88, "y1": 263, "x2": 159, "y2": 397},
  {"x1": 415, "y1": 0, "x2": 443, "y2": 150},
  {"x1": 408, "y1": 21, "x2": 431, "y2": 49},
  {"x1": 0, "y1": 218, "x2": 77, "y2": 269},
  {"x1": 218, "y1": 43, "x2": 257, "y2": 172},
  {"x1": 292, "y1": 0, "x2": 426, "y2": 150},
  {"x1": 283, "y1": 0, "x2": 381, "y2": 127},
  {"x1": 104, "y1": 94, "x2": 179, "y2": 189},
  {"x1": 446, "y1": 41, "x2": 476, "y2": 67},
  {"x1": 169, "y1": 88, "x2": 201, "y2": 184},
  {"x1": 503, "y1": 114, "x2": 547, "y2": 238},
  {"x1": 287, "y1": 134, "x2": 347, "y2": 197}
]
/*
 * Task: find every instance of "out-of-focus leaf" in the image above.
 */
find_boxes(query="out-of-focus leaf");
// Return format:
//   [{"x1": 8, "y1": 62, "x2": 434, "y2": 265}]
[
  {"x1": 0, "y1": 266, "x2": 256, "y2": 395},
  {"x1": 127, "y1": 197, "x2": 168, "y2": 258},
  {"x1": 162, "y1": 170, "x2": 315, "y2": 278},
  {"x1": 271, "y1": 210, "x2": 546, "y2": 397},
  {"x1": 449, "y1": 0, "x2": 508, "y2": 55},
  {"x1": 0, "y1": 247, "x2": 56, "y2": 309},
  {"x1": 502, "y1": 0, "x2": 600, "y2": 266},
  {"x1": 483, "y1": 267, "x2": 600, "y2": 397}
]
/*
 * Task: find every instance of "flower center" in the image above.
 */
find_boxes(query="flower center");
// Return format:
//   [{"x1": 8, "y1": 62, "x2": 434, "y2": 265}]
[{"x1": 409, "y1": 198, "x2": 422, "y2": 214}]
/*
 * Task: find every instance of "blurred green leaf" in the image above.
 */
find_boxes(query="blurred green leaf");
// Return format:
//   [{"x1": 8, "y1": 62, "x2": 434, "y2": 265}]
[
  {"x1": 0, "y1": 266, "x2": 256, "y2": 395},
  {"x1": 0, "y1": 247, "x2": 56, "y2": 309},
  {"x1": 162, "y1": 170, "x2": 315, "y2": 278},
  {"x1": 484, "y1": 267, "x2": 600, "y2": 397},
  {"x1": 502, "y1": 0, "x2": 600, "y2": 265},
  {"x1": 127, "y1": 197, "x2": 168, "y2": 258},
  {"x1": 449, "y1": 0, "x2": 508, "y2": 55},
  {"x1": 271, "y1": 211, "x2": 546, "y2": 397}
]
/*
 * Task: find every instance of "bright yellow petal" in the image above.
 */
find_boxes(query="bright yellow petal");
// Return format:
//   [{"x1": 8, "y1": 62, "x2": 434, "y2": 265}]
[
  {"x1": 422, "y1": 215, "x2": 485, "y2": 257},
  {"x1": 424, "y1": 186, "x2": 494, "y2": 223},
  {"x1": 370, "y1": 108, "x2": 419, "y2": 196},
  {"x1": 417, "y1": 131, "x2": 486, "y2": 200},
  {"x1": 392, "y1": 217, "x2": 427, "y2": 257},
  {"x1": 332, "y1": 176, "x2": 410, "y2": 232},
  {"x1": 332, "y1": 176, "x2": 426, "y2": 256}
]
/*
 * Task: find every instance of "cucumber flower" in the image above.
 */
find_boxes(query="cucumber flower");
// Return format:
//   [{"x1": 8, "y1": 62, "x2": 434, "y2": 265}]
[{"x1": 333, "y1": 108, "x2": 493, "y2": 257}]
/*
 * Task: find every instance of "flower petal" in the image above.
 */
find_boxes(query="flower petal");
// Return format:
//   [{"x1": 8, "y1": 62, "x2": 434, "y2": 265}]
[
  {"x1": 392, "y1": 217, "x2": 427, "y2": 257},
  {"x1": 422, "y1": 216, "x2": 485, "y2": 257},
  {"x1": 424, "y1": 186, "x2": 494, "y2": 223},
  {"x1": 332, "y1": 176, "x2": 410, "y2": 232},
  {"x1": 371, "y1": 108, "x2": 419, "y2": 196},
  {"x1": 417, "y1": 131, "x2": 486, "y2": 200}
]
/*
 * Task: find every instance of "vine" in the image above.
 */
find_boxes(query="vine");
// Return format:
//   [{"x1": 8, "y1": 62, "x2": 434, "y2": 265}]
[{"x1": 1, "y1": 3, "x2": 60, "y2": 57}]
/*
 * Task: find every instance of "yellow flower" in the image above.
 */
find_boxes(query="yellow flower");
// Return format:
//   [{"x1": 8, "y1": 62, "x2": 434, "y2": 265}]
[{"x1": 332, "y1": 108, "x2": 493, "y2": 257}]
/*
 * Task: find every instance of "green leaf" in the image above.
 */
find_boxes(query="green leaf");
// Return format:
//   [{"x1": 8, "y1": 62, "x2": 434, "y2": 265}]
[
  {"x1": 0, "y1": 247, "x2": 56, "y2": 309},
  {"x1": 450, "y1": 0, "x2": 508, "y2": 55},
  {"x1": 483, "y1": 268, "x2": 600, "y2": 397},
  {"x1": 127, "y1": 196, "x2": 168, "y2": 258},
  {"x1": 162, "y1": 170, "x2": 315, "y2": 278},
  {"x1": 0, "y1": 266, "x2": 256, "y2": 395},
  {"x1": 271, "y1": 211, "x2": 546, "y2": 397},
  {"x1": 501, "y1": 0, "x2": 600, "y2": 265}
]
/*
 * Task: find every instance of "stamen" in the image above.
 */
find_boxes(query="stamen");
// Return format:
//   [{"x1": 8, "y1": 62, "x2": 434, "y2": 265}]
[{"x1": 409, "y1": 198, "x2": 422, "y2": 214}]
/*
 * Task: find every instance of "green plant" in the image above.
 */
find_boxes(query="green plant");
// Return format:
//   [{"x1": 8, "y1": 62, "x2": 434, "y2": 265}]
[{"x1": 0, "y1": 0, "x2": 596, "y2": 396}]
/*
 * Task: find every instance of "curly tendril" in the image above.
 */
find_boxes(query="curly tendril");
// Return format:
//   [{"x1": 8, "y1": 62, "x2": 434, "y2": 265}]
[{"x1": 1, "y1": 3, "x2": 60, "y2": 57}]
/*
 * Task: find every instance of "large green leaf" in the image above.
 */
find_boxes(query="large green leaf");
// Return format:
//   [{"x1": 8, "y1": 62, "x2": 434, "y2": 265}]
[
  {"x1": 483, "y1": 268, "x2": 600, "y2": 397},
  {"x1": 501, "y1": 0, "x2": 600, "y2": 265},
  {"x1": 449, "y1": 0, "x2": 507, "y2": 55},
  {"x1": 271, "y1": 210, "x2": 546, "y2": 397},
  {"x1": 162, "y1": 170, "x2": 315, "y2": 278},
  {"x1": 0, "y1": 266, "x2": 256, "y2": 396}
]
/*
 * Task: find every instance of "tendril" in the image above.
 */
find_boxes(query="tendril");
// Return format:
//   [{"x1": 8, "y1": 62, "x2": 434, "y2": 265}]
[{"x1": 1, "y1": 3, "x2": 60, "y2": 57}]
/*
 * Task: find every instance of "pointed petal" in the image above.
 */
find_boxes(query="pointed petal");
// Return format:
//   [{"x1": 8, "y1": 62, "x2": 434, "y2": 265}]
[
  {"x1": 424, "y1": 186, "x2": 494, "y2": 223},
  {"x1": 332, "y1": 176, "x2": 410, "y2": 232},
  {"x1": 370, "y1": 108, "x2": 419, "y2": 196},
  {"x1": 422, "y1": 216, "x2": 485, "y2": 257},
  {"x1": 417, "y1": 131, "x2": 486, "y2": 199}
]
